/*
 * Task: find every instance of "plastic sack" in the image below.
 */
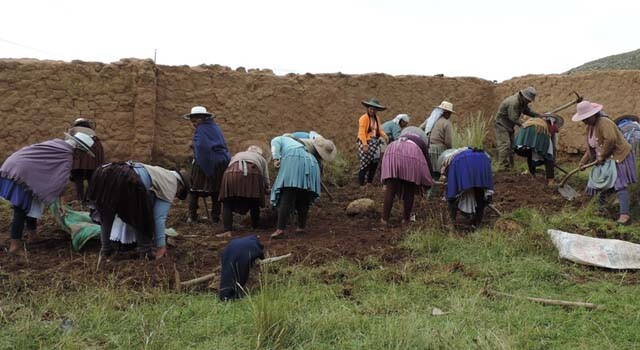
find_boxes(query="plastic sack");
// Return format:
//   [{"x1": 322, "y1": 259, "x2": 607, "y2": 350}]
[
  {"x1": 548, "y1": 229, "x2": 640, "y2": 269},
  {"x1": 50, "y1": 199, "x2": 178, "y2": 251}
]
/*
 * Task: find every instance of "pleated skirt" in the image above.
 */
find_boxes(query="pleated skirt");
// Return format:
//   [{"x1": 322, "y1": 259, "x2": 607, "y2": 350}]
[
  {"x1": 381, "y1": 139, "x2": 432, "y2": 187},
  {"x1": 270, "y1": 148, "x2": 321, "y2": 206},
  {"x1": 219, "y1": 162, "x2": 266, "y2": 207}
]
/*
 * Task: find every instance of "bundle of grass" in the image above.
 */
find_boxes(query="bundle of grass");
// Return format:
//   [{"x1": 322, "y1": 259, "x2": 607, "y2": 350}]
[{"x1": 452, "y1": 111, "x2": 493, "y2": 149}]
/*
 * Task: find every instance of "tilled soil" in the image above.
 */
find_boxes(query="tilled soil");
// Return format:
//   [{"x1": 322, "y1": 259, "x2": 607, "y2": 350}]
[{"x1": 0, "y1": 170, "x2": 586, "y2": 293}]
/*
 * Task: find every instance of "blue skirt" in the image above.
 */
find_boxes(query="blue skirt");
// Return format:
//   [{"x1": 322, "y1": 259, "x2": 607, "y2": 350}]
[
  {"x1": 0, "y1": 177, "x2": 33, "y2": 212},
  {"x1": 445, "y1": 149, "x2": 494, "y2": 200},
  {"x1": 270, "y1": 148, "x2": 321, "y2": 206}
]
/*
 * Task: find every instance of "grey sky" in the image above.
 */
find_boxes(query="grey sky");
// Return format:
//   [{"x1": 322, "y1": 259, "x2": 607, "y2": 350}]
[{"x1": 1, "y1": 0, "x2": 638, "y2": 81}]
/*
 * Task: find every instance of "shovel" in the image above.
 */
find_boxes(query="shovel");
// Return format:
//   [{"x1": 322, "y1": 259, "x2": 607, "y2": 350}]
[{"x1": 558, "y1": 161, "x2": 597, "y2": 200}]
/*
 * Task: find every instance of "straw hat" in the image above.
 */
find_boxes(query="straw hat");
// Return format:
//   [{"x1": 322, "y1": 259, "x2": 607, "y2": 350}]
[
  {"x1": 361, "y1": 98, "x2": 386, "y2": 111},
  {"x1": 303, "y1": 137, "x2": 337, "y2": 162},
  {"x1": 519, "y1": 87, "x2": 537, "y2": 102},
  {"x1": 182, "y1": 106, "x2": 214, "y2": 120},
  {"x1": 435, "y1": 101, "x2": 457, "y2": 114},
  {"x1": 572, "y1": 101, "x2": 603, "y2": 122}
]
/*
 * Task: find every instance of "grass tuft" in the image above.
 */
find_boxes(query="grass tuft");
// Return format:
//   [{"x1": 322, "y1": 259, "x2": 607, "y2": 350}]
[{"x1": 453, "y1": 111, "x2": 494, "y2": 149}]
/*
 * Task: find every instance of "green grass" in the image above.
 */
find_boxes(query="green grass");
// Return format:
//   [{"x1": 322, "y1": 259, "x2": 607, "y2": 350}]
[
  {"x1": 3, "y1": 194, "x2": 640, "y2": 349},
  {"x1": 322, "y1": 151, "x2": 351, "y2": 187},
  {"x1": 452, "y1": 111, "x2": 494, "y2": 150}
]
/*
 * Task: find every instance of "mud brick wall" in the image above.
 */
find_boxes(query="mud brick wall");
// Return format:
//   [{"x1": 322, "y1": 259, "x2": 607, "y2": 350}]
[
  {"x1": 497, "y1": 71, "x2": 640, "y2": 154},
  {"x1": 0, "y1": 59, "x2": 156, "y2": 161},
  {"x1": 153, "y1": 65, "x2": 497, "y2": 165},
  {"x1": 1, "y1": 58, "x2": 639, "y2": 164}
]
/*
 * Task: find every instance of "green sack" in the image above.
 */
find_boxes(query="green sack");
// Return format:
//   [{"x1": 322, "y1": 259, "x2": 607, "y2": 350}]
[{"x1": 50, "y1": 199, "x2": 179, "y2": 251}]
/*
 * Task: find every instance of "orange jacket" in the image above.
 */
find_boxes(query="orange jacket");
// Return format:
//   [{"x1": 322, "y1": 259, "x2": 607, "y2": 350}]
[{"x1": 357, "y1": 113, "x2": 387, "y2": 145}]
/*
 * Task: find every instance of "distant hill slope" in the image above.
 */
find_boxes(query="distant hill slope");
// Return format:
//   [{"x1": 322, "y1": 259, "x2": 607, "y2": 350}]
[{"x1": 567, "y1": 49, "x2": 640, "y2": 74}]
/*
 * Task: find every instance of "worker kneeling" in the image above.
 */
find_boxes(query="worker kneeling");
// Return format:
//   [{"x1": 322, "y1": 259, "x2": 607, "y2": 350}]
[{"x1": 439, "y1": 148, "x2": 494, "y2": 228}]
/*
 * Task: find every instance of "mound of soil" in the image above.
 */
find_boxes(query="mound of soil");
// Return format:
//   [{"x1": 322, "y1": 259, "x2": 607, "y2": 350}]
[{"x1": 0, "y1": 170, "x2": 586, "y2": 293}]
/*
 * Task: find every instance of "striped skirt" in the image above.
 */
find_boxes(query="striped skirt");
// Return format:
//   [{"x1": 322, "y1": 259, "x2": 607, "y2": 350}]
[
  {"x1": 219, "y1": 162, "x2": 266, "y2": 207},
  {"x1": 190, "y1": 162, "x2": 227, "y2": 194}
]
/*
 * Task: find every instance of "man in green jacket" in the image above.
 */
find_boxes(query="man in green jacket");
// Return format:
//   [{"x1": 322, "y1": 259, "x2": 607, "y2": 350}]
[{"x1": 495, "y1": 86, "x2": 541, "y2": 168}]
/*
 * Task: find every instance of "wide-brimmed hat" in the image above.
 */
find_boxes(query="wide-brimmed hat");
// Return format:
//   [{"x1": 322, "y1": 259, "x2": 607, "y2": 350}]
[
  {"x1": 520, "y1": 86, "x2": 537, "y2": 102},
  {"x1": 176, "y1": 169, "x2": 191, "y2": 200},
  {"x1": 572, "y1": 101, "x2": 603, "y2": 122},
  {"x1": 303, "y1": 137, "x2": 337, "y2": 162},
  {"x1": 614, "y1": 114, "x2": 640, "y2": 125},
  {"x1": 361, "y1": 98, "x2": 386, "y2": 111},
  {"x1": 64, "y1": 131, "x2": 95, "y2": 157},
  {"x1": 544, "y1": 114, "x2": 565, "y2": 128},
  {"x1": 436, "y1": 101, "x2": 457, "y2": 114},
  {"x1": 182, "y1": 106, "x2": 214, "y2": 120}
]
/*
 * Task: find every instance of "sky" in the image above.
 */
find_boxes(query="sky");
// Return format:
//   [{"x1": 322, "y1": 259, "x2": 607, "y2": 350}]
[{"x1": 1, "y1": 0, "x2": 638, "y2": 82}]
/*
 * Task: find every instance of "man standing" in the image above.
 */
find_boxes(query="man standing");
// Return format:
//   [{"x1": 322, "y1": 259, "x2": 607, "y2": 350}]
[
  {"x1": 422, "y1": 101, "x2": 456, "y2": 180},
  {"x1": 495, "y1": 87, "x2": 541, "y2": 168}
]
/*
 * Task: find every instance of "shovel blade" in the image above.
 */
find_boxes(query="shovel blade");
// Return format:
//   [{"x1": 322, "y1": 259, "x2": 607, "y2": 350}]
[{"x1": 558, "y1": 184, "x2": 579, "y2": 200}]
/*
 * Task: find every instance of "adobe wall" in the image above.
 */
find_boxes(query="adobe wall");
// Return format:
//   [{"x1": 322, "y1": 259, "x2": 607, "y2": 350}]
[
  {"x1": 497, "y1": 71, "x2": 640, "y2": 153},
  {"x1": 0, "y1": 59, "x2": 156, "y2": 161},
  {"x1": 1, "y1": 58, "x2": 639, "y2": 164},
  {"x1": 153, "y1": 65, "x2": 496, "y2": 164}
]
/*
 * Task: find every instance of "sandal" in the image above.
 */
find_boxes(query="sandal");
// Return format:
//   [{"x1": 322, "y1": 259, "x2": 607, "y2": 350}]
[
  {"x1": 270, "y1": 230, "x2": 286, "y2": 239},
  {"x1": 617, "y1": 218, "x2": 632, "y2": 226},
  {"x1": 215, "y1": 231, "x2": 233, "y2": 238}
]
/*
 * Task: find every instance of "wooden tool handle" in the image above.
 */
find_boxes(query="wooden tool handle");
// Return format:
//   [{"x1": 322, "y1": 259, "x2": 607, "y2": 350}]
[{"x1": 559, "y1": 161, "x2": 597, "y2": 187}]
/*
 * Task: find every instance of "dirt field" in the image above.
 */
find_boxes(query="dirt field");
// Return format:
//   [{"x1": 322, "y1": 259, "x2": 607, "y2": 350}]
[{"x1": 0, "y1": 169, "x2": 588, "y2": 294}]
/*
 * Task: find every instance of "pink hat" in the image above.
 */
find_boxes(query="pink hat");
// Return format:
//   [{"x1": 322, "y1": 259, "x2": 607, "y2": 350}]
[{"x1": 572, "y1": 101, "x2": 603, "y2": 122}]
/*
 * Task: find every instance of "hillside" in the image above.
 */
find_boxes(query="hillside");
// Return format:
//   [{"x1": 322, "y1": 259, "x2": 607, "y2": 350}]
[{"x1": 567, "y1": 48, "x2": 640, "y2": 73}]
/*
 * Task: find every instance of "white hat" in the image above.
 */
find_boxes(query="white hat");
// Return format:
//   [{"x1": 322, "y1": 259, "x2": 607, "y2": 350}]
[
  {"x1": 436, "y1": 101, "x2": 456, "y2": 114},
  {"x1": 64, "y1": 131, "x2": 95, "y2": 157},
  {"x1": 182, "y1": 106, "x2": 214, "y2": 120}
]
